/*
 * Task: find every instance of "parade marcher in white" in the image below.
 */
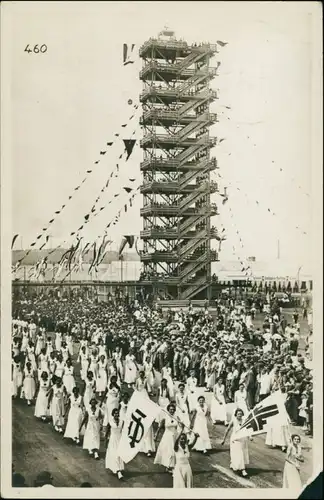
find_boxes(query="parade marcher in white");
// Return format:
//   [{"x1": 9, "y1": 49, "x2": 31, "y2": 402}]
[
  {"x1": 47, "y1": 377, "x2": 66, "y2": 433},
  {"x1": 104, "y1": 408, "x2": 125, "y2": 480},
  {"x1": 161, "y1": 362, "x2": 175, "y2": 399},
  {"x1": 22, "y1": 361, "x2": 36, "y2": 405},
  {"x1": 154, "y1": 403, "x2": 178, "y2": 473},
  {"x1": 265, "y1": 391, "x2": 290, "y2": 452},
  {"x1": 282, "y1": 434, "x2": 304, "y2": 491},
  {"x1": 96, "y1": 354, "x2": 108, "y2": 397},
  {"x1": 175, "y1": 383, "x2": 190, "y2": 429},
  {"x1": 135, "y1": 370, "x2": 149, "y2": 397},
  {"x1": 55, "y1": 331, "x2": 62, "y2": 352},
  {"x1": 173, "y1": 424, "x2": 199, "y2": 488},
  {"x1": 211, "y1": 377, "x2": 228, "y2": 425},
  {"x1": 124, "y1": 349, "x2": 138, "y2": 388},
  {"x1": 62, "y1": 358, "x2": 76, "y2": 395},
  {"x1": 156, "y1": 378, "x2": 171, "y2": 423},
  {"x1": 103, "y1": 375, "x2": 120, "y2": 427},
  {"x1": 80, "y1": 398, "x2": 103, "y2": 459},
  {"x1": 35, "y1": 330, "x2": 45, "y2": 357},
  {"x1": 233, "y1": 383, "x2": 249, "y2": 418},
  {"x1": 65, "y1": 332, "x2": 74, "y2": 357},
  {"x1": 12, "y1": 355, "x2": 23, "y2": 398},
  {"x1": 112, "y1": 346, "x2": 124, "y2": 381},
  {"x1": 186, "y1": 371, "x2": 198, "y2": 414},
  {"x1": 191, "y1": 395, "x2": 212, "y2": 454},
  {"x1": 83, "y1": 371, "x2": 96, "y2": 408},
  {"x1": 64, "y1": 386, "x2": 84, "y2": 444},
  {"x1": 54, "y1": 353, "x2": 65, "y2": 379},
  {"x1": 143, "y1": 355, "x2": 155, "y2": 395},
  {"x1": 222, "y1": 408, "x2": 251, "y2": 477},
  {"x1": 34, "y1": 371, "x2": 51, "y2": 420},
  {"x1": 78, "y1": 346, "x2": 89, "y2": 381}
]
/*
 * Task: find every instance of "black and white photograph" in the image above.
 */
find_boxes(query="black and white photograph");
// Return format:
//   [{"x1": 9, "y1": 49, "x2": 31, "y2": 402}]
[{"x1": 1, "y1": 1, "x2": 322, "y2": 498}]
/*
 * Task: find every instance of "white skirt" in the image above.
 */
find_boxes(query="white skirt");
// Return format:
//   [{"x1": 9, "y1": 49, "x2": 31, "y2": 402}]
[
  {"x1": 23, "y1": 376, "x2": 36, "y2": 400},
  {"x1": 193, "y1": 414, "x2": 211, "y2": 451},
  {"x1": 105, "y1": 430, "x2": 124, "y2": 473},
  {"x1": 230, "y1": 437, "x2": 249, "y2": 471},
  {"x1": 140, "y1": 425, "x2": 156, "y2": 453},
  {"x1": 64, "y1": 406, "x2": 83, "y2": 439},
  {"x1": 63, "y1": 374, "x2": 75, "y2": 395},
  {"x1": 265, "y1": 424, "x2": 290, "y2": 448},
  {"x1": 83, "y1": 420, "x2": 100, "y2": 451},
  {"x1": 34, "y1": 389, "x2": 50, "y2": 418},
  {"x1": 154, "y1": 428, "x2": 176, "y2": 468},
  {"x1": 210, "y1": 397, "x2": 228, "y2": 424}
]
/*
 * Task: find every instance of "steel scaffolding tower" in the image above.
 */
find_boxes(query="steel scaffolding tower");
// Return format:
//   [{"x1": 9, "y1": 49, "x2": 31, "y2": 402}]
[{"x1": 139, "y1": 30, "x2": 219, "y2": 301}]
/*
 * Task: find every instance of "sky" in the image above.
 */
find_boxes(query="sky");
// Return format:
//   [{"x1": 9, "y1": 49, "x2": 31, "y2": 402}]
[{"x1": 5, "y1": 1, "x2": 320, "y2": 273}]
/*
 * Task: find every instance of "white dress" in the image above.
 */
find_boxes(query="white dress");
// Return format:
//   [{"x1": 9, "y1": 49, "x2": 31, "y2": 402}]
[
  {"x1": 62, "y1": 365, "x2": 76, "y2": 394},
  {"x1": 105, "y1": 419, "x2": 124, "y2": 473},
  {"x1": 103, "y1": 387, "x2": 120, "y2": 426},
  {"x1": 83, "y1": 406, "x2": 102, "y2": 451},
  {"x1": 55, "y1": 360, "x2": 65, "y2": 379},
  {"x1": 65, "y1": 335, "x2": 74, "y2": 356},
  {"x1": 79, "y1": 352, "x2": 89, "y2": 381},
  {"x1": 96, "y1": 360, "x2": 108, "y2": 393},
  {"x1": 162, "y1": 366, "x2": 174, "y2": 399},
  {"x1": 140, "y1": 422, "x2": 156, "y2": 453},
  {"x1": 154, "y1": 414, "x2": 178, "y2": 468},
  {"x1": 89, "y1": 355, "x2": 99, "y2": 379},
  {"x1": 38, "y1": 353, "x2": 49, "y2": 375},
  {"x1": 173, "y1": 445, "x2": 193, "y2": 488},
  {"x1": 283, "y1": 444, "x2": 303, "y2": 491},
  {"x1": 23, "y1": 367, "x2": 36, "y2": 400},
  {"x1": 12, "y1": 361, "x2": 23, "y2": 397},
  {"x1": 157, "y1": 387, "x2": 170, "y2": 423},
  {"x1": 230, "y1": 417, "x2": 249, "y2": 471},
  {"x1": 34, "y1": 379, "x2": 50, "y2": 418},
  {"x1": 55, "y1": 332, "x2": 62, "y2": 351},
  {"x1": 186, "y1": 377, "x2": 198, "y2": 413},
  {"x1": 51, "y1": 385, "x2": 65, "y2": 427},
  {"x1": 124, "y1": 354, "x2": 137, "y2": 384},
  {"x1": 143, "y1": 361, "x2": 155, "y2": 392},
  {"x1": 234, "y1": 389, "x2": 249, "y2": 418},
  {"x1": 193, "y1": 404, "x2": 212, "y2": 451},
  {"x1": 21, "y1": 331, "x2": 29, "y2": 352},
  {"x1": 64, "y1": 394, "x2": 83, "y2": 440},
  {"x1": 35, "y1": 333, "x2": 45, "y2": 356},
  {"x1": 175, "y1": 392, "x2": 190, "y2": 429},
  {"x1": 112, "y1": 351, "x2": 124, "y2": 379},
  {"x1": 83, "y1": 378, "x2": 96, "y2": 408},
  {"x1": 211, "y1": 384, "x2": 228, "y2": 423}
]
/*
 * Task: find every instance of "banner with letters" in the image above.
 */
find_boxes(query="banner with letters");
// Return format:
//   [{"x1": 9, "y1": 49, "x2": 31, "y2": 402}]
[
  {"x1": 232, "y1": 391, "x2": 290, "y2": 440},
  {"x1": 117, "y1": 390, "x2": 161, "y2": 463}
]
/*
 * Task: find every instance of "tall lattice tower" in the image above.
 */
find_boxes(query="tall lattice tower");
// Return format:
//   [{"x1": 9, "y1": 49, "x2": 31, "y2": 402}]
[{"x1": 139, "y1": 30, "x2": 219, "y2": 301}]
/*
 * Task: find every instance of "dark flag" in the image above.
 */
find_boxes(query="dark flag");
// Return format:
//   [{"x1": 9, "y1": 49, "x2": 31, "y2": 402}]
[
  {"x1": 11, "y1": 234, "x2": 19, "y2": 249},
  {"x1": 123, "y1": 139, "x2": 136, "y2": 160}
]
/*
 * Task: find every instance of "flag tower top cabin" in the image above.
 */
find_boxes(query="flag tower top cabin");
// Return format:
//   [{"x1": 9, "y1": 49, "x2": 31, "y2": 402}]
[{"x1": 139, "y1": 30, "x2": 220, "y2": 302}]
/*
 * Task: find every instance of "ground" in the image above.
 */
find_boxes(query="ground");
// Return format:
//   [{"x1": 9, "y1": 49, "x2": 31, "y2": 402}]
[{"x1": 12, "y1": 308, "x2": 313, "y2": 488}]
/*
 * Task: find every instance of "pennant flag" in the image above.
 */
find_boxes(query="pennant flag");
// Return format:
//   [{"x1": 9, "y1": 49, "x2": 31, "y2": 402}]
[
  {"x1": 87, "y1": 170, "x2": 92, "y2": 173},
  {"x1": 84, "y1": 214, "x2": 90, "y2": 221},
  {"x1": 68, "y1": 196, "x2": 73, "y2": 200},
  {"x1": 118, "y1": 390, "x2": 161, "y2": 463},
  {"x1": 100, "y1": 151, "x2": 107, "y2": 155},
  {"x1": 233, "y1": 391, "x2": 289, "y2": 440},
  {"x1": 121, "y1": 124, "x2": 127, "y2": 127},
  {"x1": 123, "y1": 139, "x2": 136, "y2": 160},
  {"x1": 107, "y1": 142, "x2": 113, "y2": 146},
  {"x1": 217, "y1": 40, "x2": 228, "y2": 47},
  {"x1": 129, "y1": 178, "x2": 135, "y2": 182},
  {"x1": 124, "y1": 205, "x2": 127, "y2": 212},
  {"x1": 114, "y1": 193, "x2": 119, "y2": 198},
  {"x1": 125, "y1": 235, "x2": 135, "y2": 248},
  {"x1": 123, "y1": 187, "x2": 132, "y2": 194},
  {"x1": 88, "y1": 243, "x2": 97, "y2": 273},
  {"x1": 128, "y1": 99, "x2": 133, "y2": 105},
  {"x1": 119, "y1": 154, "x2": 123, "y2": 159},
  {"x1": 115, "y1": 133, "x2": 120, "y2": 137},
  {"x1": 30, "y1": 242, "x2": 36, "y2": 247},
  {"x1": 219, "y1": 138, "x2": 225, "y2": 143},
  {"x1": 11, "y1": 234, "x2": 19, "y2": 249},
  {"x1": 75, "y1": 186, "x2": 80, "y2": 191},
  {"x1": 95, "y1": 161, "x2": 99, "y2": 164}
]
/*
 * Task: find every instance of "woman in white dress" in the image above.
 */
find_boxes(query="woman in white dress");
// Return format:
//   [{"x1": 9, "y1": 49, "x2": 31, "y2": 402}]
[
  {"x1": 83, "y1": 371, "x2": 96, "y2": 409},
  {"x1": 37, "y1": 348, "x2": 49, "y2": 378},
  {"x1": 47, "y1": 377, "x2": 66, "y2": 433},
  {"x1": 282, "y1": 434, "x2": 304, "y2": 491},
  {"x1": 35, "y1": 330, "x2": 46, "y2": 357},
  {"x1": 139, "y1": 419, "x2": 156, "y2": 457},
  {"x1": 89, "y1": 350, "x2": 99, "y2": 379},
  {"x1": 54, "y1": 353, "x2": 65, "y2": 380},
  {"x1": 173, "y1": 425, "x2": 199, "y2": 488},
  {"x1": 22, "y1": 361, "x2": 36, "y2": 405},
  {"x1": 124, "y1": 350, "x2": 138, "y2": 388},
  {"x1": 103, "y1": 376, "x2": 121, "y2": 427},
  {"x1": 112, "y1": 347, "x2": 124, "y2": 381},
  {"x1": 104, "y1": 407, "x2": 124, "y2": 480},
  {"x1": 191, "y1": 396, "x2": 212, "y2": 454},
  {"x1": 265, "y1": 391, "x2": 290, "y2": 452},
  {"x1": 222, "y1": 408, "x2": 250, "y2": 477},
  {"x1": 233, "y1": 383, "x2": 249, "y2": 418},
  {"x1": 205, "y1": 357, "x2": 216, "y2": 392},
  {"x1": 46, "y1": 337, "x2": 54, "y2": 357},
  {"x1": 186, "y1": 371, "x2": 198, "y2": 414},
  {"x1": 119, "y1": 392, "x2": 129, "y2": 423},
  {"x1": 96, "y1": 354, "x2": 108, "y2": 397},
  {"x1": 12, "y1": 356, "x2": 23, "y2": 398},
  {"x1": 135, "y1": 370, "x2": 149, "y2": 397},
  {"x1": 157, "y1": 379, "x2": 171, "y2": 424},
  {"x1": 108, "y1": 359, "x2": 122, "y2": 387},
  {"x1": 62, "y1": 359, "x2": 76, "y2": 395},
  {"x1": 21, "y1": 328, "x2": 29, "y2": 353},
  {"x1": 64, "y1": 386, "x2": 84, "y2": 444},
  {"x1": 175, "y1": 383, "x2": 190, "y2": 429},
  {"x1": 80, "y1": 398, "x2": 103, "y2": 459},
  {"x1": 65, "y1": 333, "x2": 74, "y2": 357},
  {"x1": 143, "y1": 355, "x2": 155, "y2": 395},
  {"x1": 211, "y1": 378, "x2": 228, "y2": 425},
  {"x1": 161, "y1": 362, "x2": 175, "y2": 399},
  {"x1": 55, "y1": 331, "x2": 62, "y2": 352},
  {"x1": 78, "y1": 346, "x2": 89, "y2": 381},
  {"x1": 26, "y1": 341, "x2": 37, "y2": 371},
  {"x1": 48, "y1": 351, "x2": 56, "y2": 375},
  {"x1": 154, "y1": 403, "x2": 178, "y2": 473},
  {"x1": 34, "y1": 371, "x2": 51, "y2": 420},
  {"x1": 60, "y1": 341, "x2": 70, "y2": 363}
]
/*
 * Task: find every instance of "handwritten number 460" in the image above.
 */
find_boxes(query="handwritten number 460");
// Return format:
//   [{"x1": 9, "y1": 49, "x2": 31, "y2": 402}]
[{"x1": 24, "y1": 44, "x2": 47, "y2": 54}]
